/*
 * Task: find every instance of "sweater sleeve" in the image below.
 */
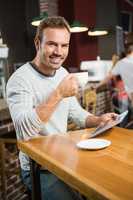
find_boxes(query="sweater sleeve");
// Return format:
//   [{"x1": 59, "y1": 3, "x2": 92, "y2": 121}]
[
  {"x1": 68, "y1": 96, "x2": 91, "y2": 128},
  {"x1": 6, "y1": 75, "x2": 43, "y2": 140}
]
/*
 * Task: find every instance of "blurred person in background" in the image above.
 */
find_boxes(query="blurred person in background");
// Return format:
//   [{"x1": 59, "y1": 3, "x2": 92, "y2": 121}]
[
  {"x1": 111, "y1": 44, "x2": 133, "y2": 107},
  {"x1": 111, "y1": 44, "x2": 133, "y2": 127},
  {"x1": 97, "y1": 44, "x2": 133, "y2": 127}
]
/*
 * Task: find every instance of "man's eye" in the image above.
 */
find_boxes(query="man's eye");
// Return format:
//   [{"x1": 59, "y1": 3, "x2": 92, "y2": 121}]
[
  {"x1": 62, "y1": 45, "x2": 69, "y2": 48},
  {"x1": 49, "y1": 43, "x2": 55, "y2": 46}
]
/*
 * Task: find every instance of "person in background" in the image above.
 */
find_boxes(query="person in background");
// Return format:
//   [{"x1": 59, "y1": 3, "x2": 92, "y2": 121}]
[
  {"x1": 111, "y1": 44, "x2": 133, "y2": 107},
  {"x1": 96, "y1": 53, "x2": 120, "y2": 89},
  {"x1": 112, "y1": 54, "x2": 120, "y2": 67},
  {"x1": 111, "y1": 44, "x2": 133, "y2": 126},
  {"x1": 6, "y1": 16, "x2": 117, "y2": 200},
  {"x1": 97, "y1": 44, "x2": 133, "y2": 127}
]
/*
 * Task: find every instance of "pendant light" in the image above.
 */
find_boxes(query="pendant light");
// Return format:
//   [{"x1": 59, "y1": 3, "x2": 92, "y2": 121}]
[
  {"x1": 88, "y1": 0, "x2": 110, "y2": 37},
  {"x1": 88, "y1": 28, "x2": 108, "y2": 36},
  {"x1": 70, "y1": 20, "x2": 88, "y2": 33},
  {"x1": 31, "y1": 12, "x2": 48, "y2": 26}
]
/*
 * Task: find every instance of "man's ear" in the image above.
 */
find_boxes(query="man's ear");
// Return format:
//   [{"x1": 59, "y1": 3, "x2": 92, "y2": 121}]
[{"x1": 34, "y1": 38, "x2": 40, "y2": 51}]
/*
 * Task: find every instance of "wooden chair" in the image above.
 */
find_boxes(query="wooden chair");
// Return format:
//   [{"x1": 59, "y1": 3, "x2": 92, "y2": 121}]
[{"x1": 83, "y1": 88, "x2": 97, "y2": 115}]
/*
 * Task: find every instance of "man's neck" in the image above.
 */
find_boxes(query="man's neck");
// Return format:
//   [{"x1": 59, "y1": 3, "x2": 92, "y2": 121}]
[{"x1": 31, "y1": 59, "x2": 56, "y2": 77}]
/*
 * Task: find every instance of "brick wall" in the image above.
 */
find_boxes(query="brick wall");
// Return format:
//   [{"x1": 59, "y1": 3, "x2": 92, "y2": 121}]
[
  {"x1": 96, "y1": 89, "x2": 113, "y2": 115},
  {"x1": 0, "y1": 139, "x2": 29, "y2": 200},
  {"x1": 39, "y1": 0, "x2": 58, "y2": 16}
]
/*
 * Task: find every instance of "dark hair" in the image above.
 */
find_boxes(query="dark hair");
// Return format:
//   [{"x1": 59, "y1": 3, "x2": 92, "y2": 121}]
[
  {"x1": 125, "y1": 43, "x2": 133, "y2": 55},
  {"x1": 35, "y1": 16, "x2": 71, "y2": 42}
]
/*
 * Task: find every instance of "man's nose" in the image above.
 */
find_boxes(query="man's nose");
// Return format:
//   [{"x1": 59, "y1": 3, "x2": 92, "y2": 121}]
[{"x1": 54, "y1": 46, "x2": 62, "y2": 55}]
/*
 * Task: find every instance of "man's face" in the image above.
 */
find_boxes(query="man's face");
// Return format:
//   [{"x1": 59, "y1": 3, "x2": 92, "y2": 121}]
[{"x1": 37, "y1": 28, "x2": 70, "y2": 73}]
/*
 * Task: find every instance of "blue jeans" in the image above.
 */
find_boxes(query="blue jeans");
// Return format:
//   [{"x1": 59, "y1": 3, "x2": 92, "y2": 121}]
[{"x1": 21, "y1": 169, "x2": 84, "y2": 200}]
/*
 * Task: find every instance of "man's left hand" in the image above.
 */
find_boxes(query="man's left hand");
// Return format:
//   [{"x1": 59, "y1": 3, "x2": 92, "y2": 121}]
[{"x1": 99, "y1": 113, "x2": 118, "y2": 127}]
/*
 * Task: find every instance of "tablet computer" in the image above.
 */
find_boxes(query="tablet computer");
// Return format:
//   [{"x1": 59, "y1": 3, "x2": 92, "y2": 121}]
[{"x1": 89, "y1": 110, "x2": 128, "y2": 138}]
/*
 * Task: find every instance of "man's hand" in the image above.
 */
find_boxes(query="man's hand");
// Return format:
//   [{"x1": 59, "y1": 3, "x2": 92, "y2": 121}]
[
  {"x1": 99, "y1": 113, "x2": 118, "y2": 127},
  {"x1": 86, "y1": 112, "x2": 118, "y2": 128},
  {"x1": 36, "y1": 74, "x2": 79, "y2": 122},
  {"x1": 57, "y1": 74, "x2": 79, "y2": 98}
]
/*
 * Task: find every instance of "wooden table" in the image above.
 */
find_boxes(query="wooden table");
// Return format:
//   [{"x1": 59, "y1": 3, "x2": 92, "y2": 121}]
[{"x1": 18, "y1": 127, "x2": 133, "y2": 200}]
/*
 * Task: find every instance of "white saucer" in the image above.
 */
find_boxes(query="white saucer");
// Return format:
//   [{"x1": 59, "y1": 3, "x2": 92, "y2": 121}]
[{"x1": 76, "y1": 138, "x2": 111, "y2": 150}]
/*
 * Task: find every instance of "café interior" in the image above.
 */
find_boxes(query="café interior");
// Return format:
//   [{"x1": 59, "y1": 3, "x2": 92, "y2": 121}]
[{"x1": 0, "y1": 0, "x2": 133, "y2": 200}]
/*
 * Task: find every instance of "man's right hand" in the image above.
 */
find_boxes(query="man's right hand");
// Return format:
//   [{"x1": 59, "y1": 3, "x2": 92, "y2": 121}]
[{"x1": 57, "y1": 74, "x2": 79, "y2": 98}]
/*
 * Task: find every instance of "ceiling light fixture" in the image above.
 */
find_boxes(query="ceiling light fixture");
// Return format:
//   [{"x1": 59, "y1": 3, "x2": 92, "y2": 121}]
[
  {"x1": 31, "y1": 12, "x2": 48, "y2": 26},
  {"x1": 88, "y1": 27, "x2": 108, "y2": 36},
  {"x1": 70, "y1": 20, "x2": 88, "y2": 33}
]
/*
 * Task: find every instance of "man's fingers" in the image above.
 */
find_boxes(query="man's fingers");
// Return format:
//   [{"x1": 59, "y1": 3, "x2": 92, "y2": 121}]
[{"x1": 110, "y1": 113, "x2": 118, "y2": 120}]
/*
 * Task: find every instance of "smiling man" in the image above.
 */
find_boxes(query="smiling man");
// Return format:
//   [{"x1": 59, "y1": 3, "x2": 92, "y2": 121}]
[
  {"x1": 6, "y1": 16, "x2": 117, "y2": 200},
  {"x1": 33, "y1": 20, "x2": 70, "y2": 75}
]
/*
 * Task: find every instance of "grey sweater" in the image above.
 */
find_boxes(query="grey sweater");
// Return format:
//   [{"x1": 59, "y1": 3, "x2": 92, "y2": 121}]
[{"x1": 6, "y1": 62, "x2": 90, "y2": 170}]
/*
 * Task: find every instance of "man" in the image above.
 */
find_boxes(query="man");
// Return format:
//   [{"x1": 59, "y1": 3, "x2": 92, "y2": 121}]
[{"x1": 6, "y1": 16, "x2": 116, "y2": 200}]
